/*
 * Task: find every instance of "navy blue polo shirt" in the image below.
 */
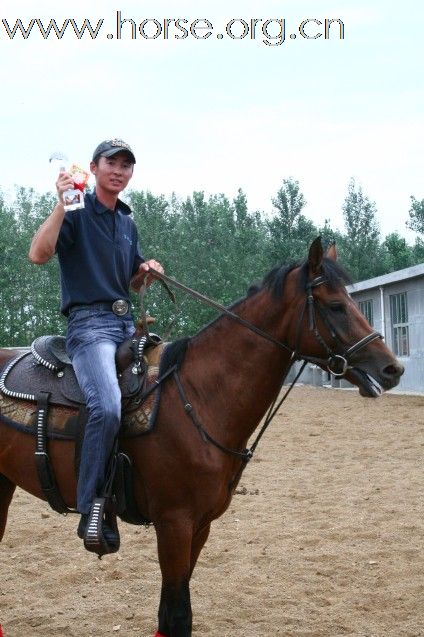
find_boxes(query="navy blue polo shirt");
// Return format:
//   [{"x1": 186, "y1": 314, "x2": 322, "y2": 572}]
[{"x1": 56, "y1": 191, "x2": 144, "y2": 315}]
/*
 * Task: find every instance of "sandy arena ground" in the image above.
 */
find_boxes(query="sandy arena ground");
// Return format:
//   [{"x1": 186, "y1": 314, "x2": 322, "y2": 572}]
[{"x1": 0, "y1": 386, "x2": 423, "y2": 637}]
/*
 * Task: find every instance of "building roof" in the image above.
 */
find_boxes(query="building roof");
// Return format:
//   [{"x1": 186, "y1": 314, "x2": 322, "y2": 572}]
[{"x1": 346, "y1": 263, "x2": 424, "y2": 294}]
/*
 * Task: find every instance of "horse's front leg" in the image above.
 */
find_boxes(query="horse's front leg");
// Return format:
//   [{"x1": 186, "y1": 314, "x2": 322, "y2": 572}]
[
  {"x1": 156, "y1": 522, "x2": 211, "y2": 636},
  {"x1": 155, "y1": 517, "x2": 194, "y2": 637},
  {"x1": 189, "y1": 523, "x2": 210, "y2": 577},
  {"x1": 156, "y1": 579, "x2": 191, "y2": 637},
  {"x1": 0, "y1": 473, "x2": 16, "y2": 541}
]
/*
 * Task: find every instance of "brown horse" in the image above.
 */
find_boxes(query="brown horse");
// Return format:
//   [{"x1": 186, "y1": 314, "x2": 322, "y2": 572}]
[{"x1": 0, "y1": 239, "x2": 403, "y2": 636}]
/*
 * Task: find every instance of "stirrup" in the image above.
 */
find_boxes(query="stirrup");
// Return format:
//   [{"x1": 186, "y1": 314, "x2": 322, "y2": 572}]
[{"x1": 83, "y1": 497, "x2": 120, "y2": 558}]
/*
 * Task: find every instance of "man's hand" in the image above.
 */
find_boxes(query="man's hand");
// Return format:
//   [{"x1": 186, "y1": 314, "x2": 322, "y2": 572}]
[
  {"x1": 131, "y1": 259, "x2": 164, "y2": 291},
  {"x1": 56, "y1": 170, "x2": 75, "y2": 204}
]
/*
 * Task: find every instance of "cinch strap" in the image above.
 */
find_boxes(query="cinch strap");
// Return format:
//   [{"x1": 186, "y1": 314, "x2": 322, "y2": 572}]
[{"x1": 34, "y1": 391, "x2": 73, "y2": 514}]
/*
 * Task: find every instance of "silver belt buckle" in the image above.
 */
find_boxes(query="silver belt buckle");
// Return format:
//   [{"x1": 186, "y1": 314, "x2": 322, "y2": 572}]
[{"x1": 112, "y1": 299, "x2": 129, "y2": 316}]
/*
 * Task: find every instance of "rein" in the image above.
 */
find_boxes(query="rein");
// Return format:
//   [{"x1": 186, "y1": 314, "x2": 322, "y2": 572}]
[
  {"x1": 145, "y1": 268, "x2": 382, "y2": 465},
  {"x1": 146, "y1": 269, "x2": 293, "y2": 353},
  {"x1": 147, "y1": 269, "x2": 381, "y2": 373}
]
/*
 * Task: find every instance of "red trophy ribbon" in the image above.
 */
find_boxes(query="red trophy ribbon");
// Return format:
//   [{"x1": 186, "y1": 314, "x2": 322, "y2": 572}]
[{"x1": 69, "y1": 164, "x2": 90, "y2": 192}]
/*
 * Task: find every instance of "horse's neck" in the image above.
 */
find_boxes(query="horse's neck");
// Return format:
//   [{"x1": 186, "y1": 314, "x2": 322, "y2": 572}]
[{"x1": 182, "y1": 291, "x2": 292, "y2": 446}]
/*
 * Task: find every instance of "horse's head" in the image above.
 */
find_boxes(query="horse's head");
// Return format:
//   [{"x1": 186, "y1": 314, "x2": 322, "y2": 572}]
[{"x1": 282, "y1": 238, "x2": 404, "y2": 397}]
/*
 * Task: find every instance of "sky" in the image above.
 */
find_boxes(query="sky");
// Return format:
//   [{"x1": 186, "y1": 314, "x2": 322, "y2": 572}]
[{"x1": 0, "y1": 0, "x2": 422, "y2": 242}]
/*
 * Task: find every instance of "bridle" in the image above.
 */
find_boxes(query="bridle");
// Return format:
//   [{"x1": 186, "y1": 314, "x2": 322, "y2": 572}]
[
  {"x1": 292, "y1": 275, "x2": 382, "y2": 378},
  {"x1": 148, "y1": 269, "x2": 382, "y2": 380}
]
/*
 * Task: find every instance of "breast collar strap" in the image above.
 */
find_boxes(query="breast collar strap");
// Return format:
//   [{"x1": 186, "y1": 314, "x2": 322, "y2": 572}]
[{"x1": 150, "y1": 270, "x2": 382, "y2": 472}]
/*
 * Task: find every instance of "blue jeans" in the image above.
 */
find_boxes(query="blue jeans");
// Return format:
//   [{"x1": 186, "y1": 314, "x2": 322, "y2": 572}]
[{"x1": 66, "y1": 309, "x2": 135, "y2": 514}]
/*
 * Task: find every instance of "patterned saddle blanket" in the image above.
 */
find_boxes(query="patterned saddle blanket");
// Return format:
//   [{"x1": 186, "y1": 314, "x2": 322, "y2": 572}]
[{"x1": 0, "y1": 335, "x2": 167, "y2": 440}]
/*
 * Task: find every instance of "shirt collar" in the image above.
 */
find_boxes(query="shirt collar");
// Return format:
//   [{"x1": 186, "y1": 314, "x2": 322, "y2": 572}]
[{"x1": 88, "y1": 190, "x2": 132, "y2": 216}]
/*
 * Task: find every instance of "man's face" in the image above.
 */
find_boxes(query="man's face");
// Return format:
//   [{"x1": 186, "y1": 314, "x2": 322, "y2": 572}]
[{"x1": 90, "y1": 152, "x2": 134, "y2": 195}]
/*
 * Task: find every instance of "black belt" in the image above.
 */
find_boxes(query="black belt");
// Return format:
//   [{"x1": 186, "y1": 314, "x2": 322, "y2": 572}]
[{"x1": 68, "y1": 300, "x2": 131, "y2": 316}]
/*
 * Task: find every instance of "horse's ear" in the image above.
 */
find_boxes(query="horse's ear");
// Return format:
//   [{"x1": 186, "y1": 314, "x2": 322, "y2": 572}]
[
  {"x1": 308, "y1": 237, "x2": 324, "y2": 276},
  {"x1": 325, "y1": 242, "x2": 337, "y2": 262}
]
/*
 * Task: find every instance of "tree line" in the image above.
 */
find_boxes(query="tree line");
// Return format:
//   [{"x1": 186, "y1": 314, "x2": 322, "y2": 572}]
[{"x1": 0, "y1": 179, "x2": 423, "y2": 346}]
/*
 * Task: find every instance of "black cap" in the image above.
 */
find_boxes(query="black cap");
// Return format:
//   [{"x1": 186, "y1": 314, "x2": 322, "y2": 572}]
[{"x1": 92, "y1": 139, "x2": 136, "y2": 164}]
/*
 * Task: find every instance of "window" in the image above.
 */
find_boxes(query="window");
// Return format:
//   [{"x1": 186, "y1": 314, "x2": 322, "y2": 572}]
[
  {"x1": 359, "y1": 299, "x2": 374, "y2": 326},
  {"x1": 390, "y1": 292, "x2": 409, "y2": 357}
]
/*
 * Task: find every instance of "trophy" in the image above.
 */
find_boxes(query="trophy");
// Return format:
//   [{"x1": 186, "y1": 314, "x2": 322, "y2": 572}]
[{"x1": 49, "y1": 152, "x2": 90, "y2": 212}]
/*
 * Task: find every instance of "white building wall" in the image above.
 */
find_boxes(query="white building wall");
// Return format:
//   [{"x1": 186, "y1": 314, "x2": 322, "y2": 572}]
[
  {"x1": 288, "y1": 269, "x2": 424, "y2": 394},
  {"x1": 352, "y1": 278, "x2": 424, "y2": 393}
]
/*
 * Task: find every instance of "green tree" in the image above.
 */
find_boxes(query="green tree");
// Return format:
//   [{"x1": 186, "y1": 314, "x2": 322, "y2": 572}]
[
  {"x1": 382, "y1": 233, "x2": 414, "y2": 272},
  {"x1": 317, "y1": 219, "x2": 344, "y2": 252},
  {"x1": 170, "y1": 191, "x2": 240, "y2": 335},
  {"x1": 128, "y1": 190, "x2": 176, "y2": 334},
  {"x1": 0, "y1": 190, "x2": 19, "y2": 345},
  {"x1": 339, "y1": 179, "x2": 383, "y2": 281},
  {"x1": 5, "y1": 178, "x2": 418, "y2": 345},
  {"x1": 0, "y1": 187, "x2": 63, "y2": 346},
  {"x1": 406, "y1": 196, "x2": 424, "y2": 235},
  {"x1": 232, "y1": 188, "x2": 269, "y2": 279},
  {"x1": 128, "y1": 188, "x2": 270, "y2": 338},
  {"x1": 412, "y1": 237, "x2": 424, "y2": 263},
  {"x1": 267, "y1": 178, "x2": 317, "y2": 264}
]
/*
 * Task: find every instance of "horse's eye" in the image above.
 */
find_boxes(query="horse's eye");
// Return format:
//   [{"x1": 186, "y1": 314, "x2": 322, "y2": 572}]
[{"x1": 329, "y1": 303, "x2": 345, "y2": 313}]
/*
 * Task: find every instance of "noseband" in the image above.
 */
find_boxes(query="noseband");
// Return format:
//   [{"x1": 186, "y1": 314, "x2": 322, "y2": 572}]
[{"x1": 295, "y1": 275, "x2": 382, "y2": 378}]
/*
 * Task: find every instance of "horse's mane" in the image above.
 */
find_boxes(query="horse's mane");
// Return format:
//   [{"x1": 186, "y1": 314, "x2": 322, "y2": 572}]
[
  {"x1": 255, "y1": 257, "x2": 352, "y2": 300},
  {"x1": 158, "y1": 258, "x2": 352, "y2": 373},
  {"x1": 159, "y1": 337, "x2": 190, "y2": 376}
]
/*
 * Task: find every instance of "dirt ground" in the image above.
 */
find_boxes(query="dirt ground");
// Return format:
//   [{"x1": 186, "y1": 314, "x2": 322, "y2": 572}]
[{"x1": 0, "y1": 386, "x2": 423, "y2": 637}]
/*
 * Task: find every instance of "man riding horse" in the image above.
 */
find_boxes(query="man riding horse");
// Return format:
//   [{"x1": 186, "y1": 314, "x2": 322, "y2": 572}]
[{"x1": 28, "y1": 139, "x2": 164, "y2": 548}]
